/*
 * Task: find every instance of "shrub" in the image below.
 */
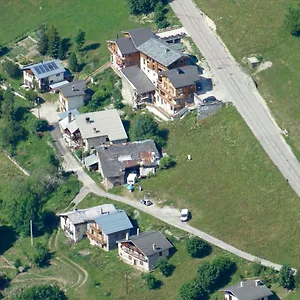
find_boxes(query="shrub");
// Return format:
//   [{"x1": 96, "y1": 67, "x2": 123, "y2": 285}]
[
  {"x1": 18, "y1": 284, "x2": 67, "y2": 300},
  {"x1": 156, "y1": 258, "x2": 173, "y2": 277},
  {"x1": 30, "y1": 243, "x2": 50, "y2": 268},
  {"x1": 33, "y1": 119, "x2": 49, "y2": 132},
  {"x1": 159, "y1": 156, "x2": 176, "y2": 170},
  {"x1": 186, "y1": 237, "x2": 211, "y2": 258},
  {"x1": 25, "y1": 90, "x2": 38, "y2": 102},
  {"x1": 252, "y1": 261, "x2": 265, "y2": 277},
  {"x1": 284, "y1": 4, "x2": 300, "y2": 36},
  {"x1": 178, "y1": 281, "x2": 205, "y2": 300},
  {"x1": 141, "y1": 273, "x2": 160, "y2": 289},
  {"x1": 279, "y1": 265, "x2": 295, "y2": 290},
  {"x1": 2, "y1": 60, "x2": 21, "y2": 79},
  {"x1": 14, "y1": 258, "x2": 22, "y2": 269}
]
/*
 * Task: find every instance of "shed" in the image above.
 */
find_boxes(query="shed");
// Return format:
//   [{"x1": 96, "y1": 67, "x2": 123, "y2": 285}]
[{"x1": 247, "y1": 57, "x2": 260, "y2": 69}]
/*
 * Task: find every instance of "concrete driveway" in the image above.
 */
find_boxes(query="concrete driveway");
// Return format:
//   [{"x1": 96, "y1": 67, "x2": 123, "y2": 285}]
[{"x1": 31, "y1": 101, "x2": 59, "y2": 124}]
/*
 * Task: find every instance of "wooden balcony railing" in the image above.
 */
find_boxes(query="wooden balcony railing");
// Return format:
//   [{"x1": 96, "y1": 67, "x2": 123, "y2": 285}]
[{"x1": 121, "y1": 246, "x2": 147, "y2": 262}]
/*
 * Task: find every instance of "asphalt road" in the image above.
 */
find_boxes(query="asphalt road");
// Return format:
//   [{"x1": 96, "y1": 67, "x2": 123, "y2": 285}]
[{"x1": 170, "y1": 0, "x2": 300, "y2": 197}]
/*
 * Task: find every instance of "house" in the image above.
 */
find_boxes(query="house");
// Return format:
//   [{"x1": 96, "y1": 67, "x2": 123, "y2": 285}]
[
  {"x1": 156, "y1": 65, "x2": 201, "y2": 116},
  {"x1": 23, "y1": 60, "x2": 66, "y2": 92},
  {"x1": 219, "y1": 279, "x2": 273, "y2": 300},
  {"x1": 58, "y1": 80, "x2": 91, "y2": 111},
  {"x1": 96, "y1": 140, "x2": 160, "y2": 189},
  {"x1": 60, "y1": 109, "x2": 128, "y2": 151},
  {"x1": 59, "y1": 204, "x2": 117, "y2": 242},
  {"x1": 86, "y1": 210, "x2": 134, "y2": 251},
  {"x1": 118, "y1": 231, "x2": 173, "y2": 271}
]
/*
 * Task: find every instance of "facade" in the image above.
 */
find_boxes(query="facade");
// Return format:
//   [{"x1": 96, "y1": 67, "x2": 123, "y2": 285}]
[
  {"x1": 118, "y1": 231, "x2": 173, "y2": 272},
  {"x1": 58, "y1": 80, "x2": 91, "y2": 111},
  {"x1": 220, "y1": 279, "x2": 273, "y2": 300},
  {"x1": 23, "y1": 60, "x2": 66, "y2": 92},
  {"x1": 86, "y1": 210, "x2": 133, "y2": 251},
  {"x1": 96, "y1": 140, "x2": 160, "y2": 189},
  {"x1": 59, "y1": 204, "x2": 117, "y2": 242}
]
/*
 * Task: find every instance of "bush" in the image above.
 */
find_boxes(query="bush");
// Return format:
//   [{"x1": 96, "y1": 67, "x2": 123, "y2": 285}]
[
  {"x1": 127, "y1": 0, "x2": 160, "y2": 14},
  {"x1": 159, "y1": 155, "x2": 176, "y2": 170},
  {"x1": 187, "y1": 237, "x2": 211, "y2": 258},
  {"x1": 14, "y1": 258, "x2": 22, "y2": 269},
  {"x1": 252, "y1": 261, "x2": 265, "y2": 277},
  {"x1": 2, "y1": 60, "x2": 21, "y2": 79},
  {"x1": 25, "y1": 90, "x2": 38, "y2": 102},
  {"x1": 284, "y1": 4, "x2": 300, "y2": 36},
  {"x1": 30, "y1": 243, "x2": 50, "y2": 268},
  {"x1": 33, "y1": 119, "x2": 49, "y2": 132},
  {"x1": 279, "y1": 265, "x2": 295, "y2": 290},
  {"x1": 178, "y1": 281, "x2": 206, "y2": 300},
  {"x1": 141, "y1": 273, "x2": 160, "y2": 289},
  {"x1": 17, "y1": 284, "x2": 67, "y2": 300},
  {"x1": 156, "y1": 258, "x2": 173, "y2": 277}
]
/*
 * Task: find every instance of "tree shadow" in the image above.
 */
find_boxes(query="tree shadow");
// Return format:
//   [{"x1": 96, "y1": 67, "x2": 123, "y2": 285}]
[
  {"x1": 61, "y1": 38, "x2": 72, "y2": 55},
  {"x1": 43, "y1": 211, "x2": 59, "y2": 234},
  {"x1": 14, "y1": 106, "x2": 29, "y2": 122},
  {"x1": 84, "y1": 43, "x2": 101, "y2": 52},
  {"x1": 122, "y1": 120, "x2": 131, "y2": 136},
  {"x1": 0, "y1": 273, "x2": 11, "y2": 291},
  {"x1": 168, "y1": 243, "x2": 177, "y2": 258},
  {"x1": 0, "y1": 226, "x2": 17, "y2": 255},
  {"x1": 0, "y1": 46, "x2": 10, "y2": 57}
]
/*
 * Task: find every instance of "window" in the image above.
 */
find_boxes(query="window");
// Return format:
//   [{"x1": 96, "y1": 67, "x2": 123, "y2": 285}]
[
  {"x1": 140, "y1": 261, "x2": 143, "y2": 266},
  {"x1": 56, "y1": 73, "x2": 60, "y2": 77},
  {"x1": 128, "y1": 256, "x2": 132, "y2": 260},
  {"x1": 106, "y1": 137, "x2": 109, "y2": 142}
]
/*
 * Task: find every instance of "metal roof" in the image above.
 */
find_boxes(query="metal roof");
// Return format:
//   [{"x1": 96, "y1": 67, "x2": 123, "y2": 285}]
[
  {"x1": 124, "y1": 28, "x2": 156, "y2": 48},
  {"x1": 49, "y1": 80, "x2": 69, "y2": 90},
  {"x1": 58, "y1": 109, "x2": 80, "y2": 121},
  {"x1": 160, "y1": 65, "x2": 200, "y2": 88},
  {"x1": 120, "y1": 231, "x2": 173, "y2": 257},
  {"x1": 84, "y1": 154, "x2": 98, "y2": 167},
  {"x1": 115, "y1": 37, "x2": 138, "y2": 55},
  {"x1": 23, "y1": 59, "x2": 65, "y2": 80},
  {"x1": 59, "y1": 80, "x2": 87, "y2": 98},
  {"x1": 219, "y1": 280, "x2": 273, "y2": 300},
  {"x1": 59, "y1": 204, "x2": 117, "y2": 225},
  {"x1": 74, "y1": 109, "x2": 128, "y2": 141},
  {"x1": 121, "y1": 66, "x2": 155, "y2": 95},
  {"x1": 94, "y1": 210, "x2": 133, "y2": 235},
  {"x1": 137, "y1": 38, "x2": 184, "y2": 67}
]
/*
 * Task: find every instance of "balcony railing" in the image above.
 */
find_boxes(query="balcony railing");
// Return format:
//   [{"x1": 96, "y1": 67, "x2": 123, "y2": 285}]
[
  {"x1": 86, "y1": 231, "x2": 106, "y2": 246},
  {"x1": 64, "y1": 225, "x2": 73, "y2": 235},
  {"x1": 121, "y1": 246, "x2": 147, "y2": 262}
]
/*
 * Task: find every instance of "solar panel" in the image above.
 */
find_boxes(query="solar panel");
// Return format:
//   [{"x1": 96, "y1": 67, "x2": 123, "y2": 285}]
[
  {"x1": 43, "y1": 64, "x2": 50, "y2": 72},
  {"x1": 47, "y1": 63, "x2": 54, "y2": 70},
  {"x1": 34, "y1": 66, "x2": 42, "y2": 74},
  {"x1": 51, "y1": 62, "x2": 58, "y2": 70},
  {"x1": 39, "y1": 65, "x2": 46, "y2": 73}
]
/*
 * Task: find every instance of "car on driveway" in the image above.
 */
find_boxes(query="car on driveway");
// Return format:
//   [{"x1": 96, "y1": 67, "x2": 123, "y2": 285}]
[
  {"x1": 180, "y1": 209, "x2": 189, "y2": 222},
  {"x1": 140, "y1": 198, "x2": 153, "y2": 206},
  {"x1": 203, "y1": 96, "x2": 217, "y2": 103}
]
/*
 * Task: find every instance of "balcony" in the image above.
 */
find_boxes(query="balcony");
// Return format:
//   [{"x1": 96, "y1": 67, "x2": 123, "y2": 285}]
[
  {"x1": 86, "y1": 231, "x2": 106, "y2": 246},
  {"x1": 121, "y1": 246, "x2": 147, "y2": 262}
]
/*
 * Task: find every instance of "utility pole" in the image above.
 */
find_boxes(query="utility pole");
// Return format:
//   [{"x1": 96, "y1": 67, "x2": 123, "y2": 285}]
[{"x1": 30, "y1": 220, "x2": 33, "y2": 247}]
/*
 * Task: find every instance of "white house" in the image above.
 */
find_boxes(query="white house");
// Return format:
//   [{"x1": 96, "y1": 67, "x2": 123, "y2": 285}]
[
  {"x1": 219, "y1": 279, "x2": 273, "y2": 300},
  {"x1": 117, "y1": 231, "x2": 173, "y2": 272},
  {"x1": 58, "y1": 80, "x2": 91, "y2": 111},
  {"x1": 23, "y1": 60, "x2": 66, "y2": 92},
  {"x1": 59, "y1": 204, "x2": 117, "y2": 242}
]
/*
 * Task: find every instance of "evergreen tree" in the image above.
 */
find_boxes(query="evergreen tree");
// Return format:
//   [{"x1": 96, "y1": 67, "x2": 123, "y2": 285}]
[
  {"x1": 68, "y1": 52, "x2": 80, "y2": 72},
  {"x1": 154, "y1": 1, "x2": 168, "y2": 29},
  {"x1": 38, "y1": 25, "x2": 48, "y2": 55},
  {"x1": 48, "y1": 25, "x2": 61, "y2": 58},
  {"x1": 58, "y1": 40, "x2": 65, "y2": 60},
  {"x1": 75, "y1": 29, "x2": 86, "y2": 52}
]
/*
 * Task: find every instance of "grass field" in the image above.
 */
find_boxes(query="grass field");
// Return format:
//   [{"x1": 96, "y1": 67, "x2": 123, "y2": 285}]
[
  {"x1": 194, "y1": 0, "x2": 300, "y2": 157},
  {"x1": 137, "y1": 106, "x2": 300, "y2": 267}
]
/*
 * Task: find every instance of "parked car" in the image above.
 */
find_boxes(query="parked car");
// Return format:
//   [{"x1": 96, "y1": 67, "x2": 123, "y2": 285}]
[
  {"x1": 180, "y1": 209, "x2": 189, "y2": 222},
  {"x1": 140, "y1": 198, "x2": 153, "y2": 206},
  {"x1": 203, "y1": 96, "x2": 217, "y2": 103}
]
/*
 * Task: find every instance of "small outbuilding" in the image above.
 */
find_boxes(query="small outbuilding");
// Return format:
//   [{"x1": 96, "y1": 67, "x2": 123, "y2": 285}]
[{"x1": 247, "y1": 57, "x2": 260, "y2": 69}]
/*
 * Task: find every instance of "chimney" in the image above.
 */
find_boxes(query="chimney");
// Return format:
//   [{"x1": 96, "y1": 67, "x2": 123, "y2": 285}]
[
  {"x1": 72, "y1": 85, "x2": 75, "y2": 91},
  {"x1": 165, "y1": 48, "x2": 170, "y2": 53},
  {"x1": 74, "y1": 207, "x2": 78, "y2": 212},
  {"x1": 126, "y1": 232, "x2": 129, "y2": 240},
  {"x1": 153, "y1": 244, "x2": 156, "y2": 251},
  {"x1": 240, "y1": 281, "x2": 244, "y2": 287},
  {"x1": 68, "y1": 112, "x2": 72, "y2": 123},
  {"x1": 137, "y1": 228, "x2": 140, "y2": 235},
  {"x1": 100, "y1": 208, "x2": 103, "y2": 214},
  {"x1": 85, "y1": 117, "x2": 90, "y2": 123}
]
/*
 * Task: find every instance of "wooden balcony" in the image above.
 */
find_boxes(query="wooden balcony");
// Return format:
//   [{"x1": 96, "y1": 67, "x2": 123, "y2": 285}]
[
  {"x1": 89, "y1": 224, "x2": 102, "y2": 233},
  {"x1": 86, "y1": 231, "x2": 106, "y2": 246},
  {"x1": 64, "y1": 225, "x2": 73, "y2": 235},
  {"x1": 121, "y1": 245, "x2": 147, "y2": 262}
]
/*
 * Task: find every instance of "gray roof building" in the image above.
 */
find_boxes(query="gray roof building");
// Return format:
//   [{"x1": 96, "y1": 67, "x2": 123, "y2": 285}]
[
  {"x1": 23, "y1": 60, "x2": 65, "y2": 80},
  {"x1": 59, "y1": 204, "x2": 117, "y2": 225},
  {"x1": 59, "y1": 80, "x2": 88, "y2": 98},
  {"x1": 138, "y1": 38, "x2": 184, "y2": 67},
  {"x1": 124, "y1": 28, "x2": 156, "y2": 48},
  {"x1": 219, "y1": 279, "x2": 273, "y2": 300},
  {"x1": 121, "y1": 66, "x2": 155, "y2": 95},
  {"x1": 160, "y1": 65, "x2": 200, "y2": 88},
  {"x1": 120, "y1": 231, "x2": 173, "y2": 257},
  {"x1": 94, "y1": 210, "x2": 133, "y2": 235},
  {"x1": 96, "y1": 140, "x2": 160, "y2": 178},
  {"x1": 58, "y1": 109, "x2": 80, "y2": 121},
  {"x1": 115, "y1": 37, "x2": 138, "y2": 55},
  {"x1": 74, "y1": 109, "x2": 128, "y2": 141}
]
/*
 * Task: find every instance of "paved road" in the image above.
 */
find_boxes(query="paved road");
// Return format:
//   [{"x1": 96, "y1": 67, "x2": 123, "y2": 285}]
[
  {"x1": 170, "y1": 0, "x2": 300, "y2": 197},
  {"x1": 50, "y1": 124, "x2": 284, "y2": 271}
]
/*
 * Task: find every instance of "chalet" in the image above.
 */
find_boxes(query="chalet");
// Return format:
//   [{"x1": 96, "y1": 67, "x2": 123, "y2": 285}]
[
  {"x1": 96, "y1": 140, "x2": 160, "y2": 189},
  {"x1": 219, "y1": 279, "x2": 273, "y2": 300},
  {"x1": 58, "y1": 80, "x2": 91, "y2": 111},
  {"x1": 59, "y1": 204, "x2": 117, "y2": 242},
  {"x1": 118, "y1": 231, "x2": 173, "y2": 272},
  {"x1": 59, "y1": 109, "x2": 128, "y2": 151},
  {"x1": 86, "y1": 210, "x2": 133, "y2": 251},
  {"x1": 156, "y1": 65, "x2": 201, "y2": 116},
  {"x1": 23, "y1": 60, "x2": 66, "y2": 92}
]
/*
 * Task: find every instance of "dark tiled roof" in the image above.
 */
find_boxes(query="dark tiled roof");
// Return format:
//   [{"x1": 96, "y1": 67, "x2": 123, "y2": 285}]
[
  {"x1": 115, "y1": 37, "x2": 138, "y2": 55},
  {"x1": 59, "y1": 80, "x2": 87, "y2": 98},
  {"x1": 160, "y1": 65, "x2": 200, "y2": 88},
  {"x1": 125, "y1": 28, "x2": 156, "y2": 48}
]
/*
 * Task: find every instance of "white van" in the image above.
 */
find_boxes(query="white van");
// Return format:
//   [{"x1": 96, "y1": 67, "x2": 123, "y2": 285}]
[
  {"x1": 180, "y1": 209, "x2": 189, "y2": 222},
  {"x1": 127, "y1": 173, "x2": 137, "y2": 185}
]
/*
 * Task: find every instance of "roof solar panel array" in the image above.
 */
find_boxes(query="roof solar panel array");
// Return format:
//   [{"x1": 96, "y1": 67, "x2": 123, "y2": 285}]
[{"x1": 33, "y1": 62, "x2": 59, "y2": 75}]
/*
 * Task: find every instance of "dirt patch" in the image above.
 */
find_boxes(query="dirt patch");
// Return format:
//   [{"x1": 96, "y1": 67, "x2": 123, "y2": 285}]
[{"x1": 255, "y1": 61, "x2": 273, "y2": 73}]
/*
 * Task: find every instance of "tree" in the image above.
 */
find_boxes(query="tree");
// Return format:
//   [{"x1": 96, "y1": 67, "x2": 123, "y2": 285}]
[
  {"x1": 48, "y1": 25, "x2": 61, "y2": 58},
  {"x1": 279, "y1": 265, "x2": 295, "y2": 290},
  {"x1": 75, "y1": 29, "x2": 86, "y2": 52},
  {"x1": 29, "y1": 243, "x2": 50, "y2": 268},
  {"x1": 141, "y1": 273, "x2": 160, "y2": 289},
  {"x1": 68, "y1": 52, "x2": 80, "y2": 72},
  {"x1": 130, "y1": 114, "x2": 159, "y2": 141},
  {"x1": 178, "y1": 281, "x2": 205, "y2": 300},
  {"x1": 156, "y1": 258, "x2": 173, "y2": 277},
  {"x1": 127, "y1": 0, "x2": 160, "y2": 14},
  {"x1": 159, "y1": 156, "x2": 176, "y2": 170},
  {"x1": 17, "y1": 284, "x2": 67, "y2": 300},
  {"x1": 25, "y1": 90, "x2": 38, "y2": 102},
  {"x1": 154, "y1": 2, "x2": 168, "y2": 29},
  {"x1": 33, "y1": 119, "x2": 49, "y2": 132},
  {"x1": 1, "y1": 88, "x2": 15, "y2": 120},
  {"x1": 187, "y1": 237, "x2": 211, "y2": 258},
  {"x1": 38, "y1": 25, "x2": 48, "y2": 55},
  {"x1": 58, "y1": 41, "x2": 66, "y2": 60},
  {"x1": 284, "y1": 4, "x2": 300, "y2": 36},
  {"x1": 2, "y1": 60, "x2": 21, "y2": 79}
]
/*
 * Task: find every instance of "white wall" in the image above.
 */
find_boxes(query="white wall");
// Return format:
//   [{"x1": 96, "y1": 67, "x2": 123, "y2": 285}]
[
  {"x1": 60, "y1": 216, "x2": 87, "y2": 242},
  {"x1": 23, "y1": 71, "x2": 34, "y2": 87},
  {"x1": 155, "y1": 91, "x2": 174, "y2": 116},
  {"x1": 140, "y1": 57, "x2": 158, "y2": 85},
  {"x1": 48, "y1": 72, "x2": 64, "y2": 84}
]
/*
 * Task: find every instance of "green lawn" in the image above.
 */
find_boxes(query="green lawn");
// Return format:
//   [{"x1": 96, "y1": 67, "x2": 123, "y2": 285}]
[
  {"x1": 194, "y1": 0, "x2": 300, "y2": 157},
  {"x1": 137, "y1": 106, "x2": 300, "y2": 267}
]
